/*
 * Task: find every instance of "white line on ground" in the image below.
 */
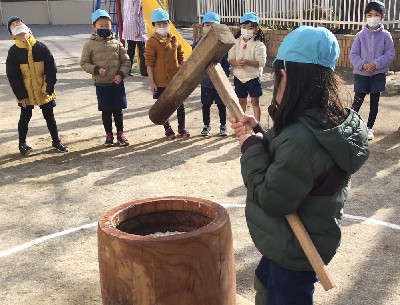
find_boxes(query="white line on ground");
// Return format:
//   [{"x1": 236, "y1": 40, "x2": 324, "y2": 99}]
[
  {"x1": 0, "y1": 206, "x2": 399, "y2": 259},
  {"x1": 0, "y1": 222, "x2": 97, "y2": 258},
  {"x1": 343, "y1": 213, "x2": 400, "y2": 230}
]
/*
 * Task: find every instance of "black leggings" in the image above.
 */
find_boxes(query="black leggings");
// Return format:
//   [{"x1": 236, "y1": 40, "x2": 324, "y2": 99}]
[
  {"x1": 202, "y1": 104, "x2": 227, "y2": 126},
  {"x1": 102, "y1": 110, "x2": 124, "y2": 133},
  {"x1": 18, "y1": 103, "x2": 59, "y2": 144},
  {"x1": 352, "y1": 92, "x2": 380, "y2": 129},
  {"x1": 163, "y1": 104, "x2": 186, "y2": 131}
]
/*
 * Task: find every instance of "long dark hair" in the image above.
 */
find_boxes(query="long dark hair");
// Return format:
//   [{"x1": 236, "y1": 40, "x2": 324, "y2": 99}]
[
  {"x1": 234, "y1": 21, "x2": 265, "y2": 43},
  {"x1": 269, "y1": 60, "x2": 347, "y2": 135}
]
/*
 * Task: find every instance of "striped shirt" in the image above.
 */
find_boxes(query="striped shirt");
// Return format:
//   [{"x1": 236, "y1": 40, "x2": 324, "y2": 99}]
[{"x1": 122, "y1": 0, "x2": 147, "y2": 42}]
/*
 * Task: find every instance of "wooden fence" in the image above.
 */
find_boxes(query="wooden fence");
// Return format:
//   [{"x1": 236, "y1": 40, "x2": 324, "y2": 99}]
[{"x1": 193, "y1": 25, "x2": 400, "y2": 71}]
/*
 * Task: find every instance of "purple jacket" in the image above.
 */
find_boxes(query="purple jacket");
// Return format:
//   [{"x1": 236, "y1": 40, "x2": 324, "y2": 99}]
[{"x1": 349, "y1": 24, "x2": 395, "y2": 76}]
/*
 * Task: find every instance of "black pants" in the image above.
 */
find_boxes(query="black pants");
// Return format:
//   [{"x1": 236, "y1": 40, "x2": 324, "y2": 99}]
[
  {"x1": 18, "y1": 103, "x2": 60, "y2": 144},
  {"x1": 352, "y1": 92, "x2": 380, "y2": 129},
  {"x1": 154, "y1": 87, "x2": 186, "y2": 131},
  {"x1": 202, "y1": 104, "x2": 227, "y2": 126},
  {"x1": 127, "y1": 40, "x2": 146, "y2": 75},
  {"x1": 102, "y1": 110, "x2": 124, "y2": 133},
  {"x1": 163, "y1": 104, "x2": 186, "y2": 131}
]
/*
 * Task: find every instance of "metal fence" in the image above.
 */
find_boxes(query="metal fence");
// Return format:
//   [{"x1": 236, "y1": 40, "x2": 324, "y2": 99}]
[{"x1": 196, "y1": 0, "x2": 400, "y2": 30}]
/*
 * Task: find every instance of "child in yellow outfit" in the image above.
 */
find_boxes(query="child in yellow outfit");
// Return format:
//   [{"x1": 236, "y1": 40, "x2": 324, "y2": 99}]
[{"x1": 6, "y1": 16, "x2": 68, "y2": 156}]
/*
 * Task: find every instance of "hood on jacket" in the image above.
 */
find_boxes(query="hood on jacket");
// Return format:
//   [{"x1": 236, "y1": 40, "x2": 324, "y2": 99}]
[{"x1": 300, "y1": 108, "x2": 369, "y2": 174}]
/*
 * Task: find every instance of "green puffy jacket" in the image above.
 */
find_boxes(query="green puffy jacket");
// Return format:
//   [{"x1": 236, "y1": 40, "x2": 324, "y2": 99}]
[{"x1": 241, "y1": 108, "x2": 369, "y2": 271}]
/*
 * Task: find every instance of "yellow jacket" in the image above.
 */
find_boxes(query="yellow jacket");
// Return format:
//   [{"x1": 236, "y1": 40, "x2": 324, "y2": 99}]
[{"x1": 6, "y1": 35, "x2": 57, "y2": 106}]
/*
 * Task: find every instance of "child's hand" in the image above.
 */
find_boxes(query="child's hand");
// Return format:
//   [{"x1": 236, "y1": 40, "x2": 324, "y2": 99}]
[
  {"x1": 368, "y1": 62, "x2": 376, "y2": 73},
  {"x1": 230, "y1": 115, "x2": 258, "y2": 147},
  {"x1": 113, "y1": 74, "x2": 122, "y2": 85},
  {"x1": 150, "y1": 82, "x2": 157, "y2": 94},
  {"x1": 20, "y1": 99, "x2": 28, "y2": 108},
  {"x1": 99, "y1": 68, "x2": 106, "y2": 76},
  {"x1": 362, "y1": 63, "x2": 376, "y2": 73},
  {"x1": 237, "y1": 58, "x2": 246, "y2": 68}
]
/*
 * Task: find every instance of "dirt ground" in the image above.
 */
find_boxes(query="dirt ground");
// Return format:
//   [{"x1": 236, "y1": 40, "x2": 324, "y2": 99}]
[{"x1": 0, "y1": 25, "x2": 399, "y2": 305}]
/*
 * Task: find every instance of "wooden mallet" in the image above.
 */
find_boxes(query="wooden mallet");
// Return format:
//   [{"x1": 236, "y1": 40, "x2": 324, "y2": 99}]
[{"x1": 149, "y1": 24, "x2": 335, "y2": 291}]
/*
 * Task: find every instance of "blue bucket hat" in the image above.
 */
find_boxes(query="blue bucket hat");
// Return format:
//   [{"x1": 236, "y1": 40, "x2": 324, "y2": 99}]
[
  {"x1": 151, "y1": 8, "x2": 169, "y2": 23},
  {"x1": 240, "y1": 12, "x2": 259, "y2": 24},
  {"x1": 92, "y1": 9, "x2": 111, "y2": 24},
  {"x1": 202, "y1": 12, "x2": 220, "y2": 24},
  {"x1": 275, "y1": 26, "x2": 339, "y2": 71}
]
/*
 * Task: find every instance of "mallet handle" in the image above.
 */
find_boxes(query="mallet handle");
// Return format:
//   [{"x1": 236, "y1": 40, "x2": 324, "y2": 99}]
[
  {"x1": 207, "y1": 62, "x2": 335, "y2": 291},
  {"x1": 286, "y1": 214, "x2": 335, "y2": 290}
]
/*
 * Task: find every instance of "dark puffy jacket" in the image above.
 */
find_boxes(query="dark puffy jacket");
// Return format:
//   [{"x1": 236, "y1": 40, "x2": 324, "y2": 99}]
[
  {"x1": 241, "y1": 108, "x2": 369, "y2": 271},
  {"x1": 6, "y1": 35, "x2": 57, "y2": 105}
]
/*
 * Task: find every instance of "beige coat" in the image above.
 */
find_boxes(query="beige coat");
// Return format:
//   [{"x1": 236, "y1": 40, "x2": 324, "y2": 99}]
[{"x1": 80, "y1": 34, "x2": 131, "y2": 84}]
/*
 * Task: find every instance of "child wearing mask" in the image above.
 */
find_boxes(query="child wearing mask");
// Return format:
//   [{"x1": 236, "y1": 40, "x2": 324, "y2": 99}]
[
  {"x1": 145, "y1": 8, "x2": 190, "y2": 140},
  {"x1": 230, "y1": 26, "x2": 369, "y2": 305},
  {"x1": 81, "y1": 9, "x2": 131, "y2": 147},
  {"x1": 228, "y1": 12, "x2": 266, "y2": 122},
  {"x1": 349, "y1": 0, "x2": 395, "y2": 140},
  {"x1": 192, "y1": 12, "x2": 230, "y2": 136},
  {"x1": 6, "y1": 16, "x2": 68, "y2": 156}
]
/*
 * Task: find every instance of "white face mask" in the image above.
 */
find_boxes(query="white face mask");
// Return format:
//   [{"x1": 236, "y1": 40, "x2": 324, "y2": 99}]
[
  {"x1": 241, "y1": 29, "x2": 253, "y2": 40},
  {"x1": 366, "y1": 17, "x2": 381, "y2": 28},
  {"x1": 156, "y1": 26, "x2": 169, "y2": 37},
  {"x1": 11, "y1": 24, "x2": 30, "y2": 36}
]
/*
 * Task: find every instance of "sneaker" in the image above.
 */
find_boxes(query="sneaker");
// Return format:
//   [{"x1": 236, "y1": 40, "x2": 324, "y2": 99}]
[
  {"x1": 117, "y1": 131, "x2": 129, "y2": 146},
  {"x1": 178, "y1": 128, "x2": 190, "y2": 138},
  {"x1": 367, "y1": 128, "x2": 374, "y2": 140},
  {"x1": 104, "y1": 132, "x2": 114, "y2": 147},
  {"x1": 201, "y1": 125, "x2": 211, "y2": 136},
  {"x1": 219, "y1": 124, "x2": 228, "y2": 136},
  {"x1": 52, "y1": 141, "x2": 68, "y2": 153},
  {"x1": 19, "y1": 143, "x2": 32, "y2": 157},
  {"x1": 165, "y1": 127, "x2": 176, "y2": 140}
]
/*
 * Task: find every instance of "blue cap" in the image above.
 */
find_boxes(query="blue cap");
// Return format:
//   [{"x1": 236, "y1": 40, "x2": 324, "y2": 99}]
[
  {"x1": 240, "y1": 12, "x2": 259, "y2": 24},
  {"x1": 7, "y1": 16, "x2": 22, "y2": 34},
  {"x1": 202, "y1": 12, "x2": 220, "y2": 24},
  {"x1": 92, "y1": 9, "x2": 111, "y2": 24},
  {"x1": 151, "y1": 8, "x2": 169, "y2": 23},
  {"x1": 275, "y1": 26, "x2": 340, "y2": 71}
]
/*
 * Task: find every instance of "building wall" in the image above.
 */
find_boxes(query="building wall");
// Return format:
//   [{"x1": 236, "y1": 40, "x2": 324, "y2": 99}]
[
  {"x1": 169, "y1": 0, "x2": 197, "y2": 25},
  {"x1": 1, "y1": 0, "x2": 92, "y2": 25}
]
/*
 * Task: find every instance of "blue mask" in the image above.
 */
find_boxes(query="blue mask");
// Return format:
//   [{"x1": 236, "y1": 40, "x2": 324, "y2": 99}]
[{"x1": 97, "y1": 29, "x2": 112, "y2": 38}]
